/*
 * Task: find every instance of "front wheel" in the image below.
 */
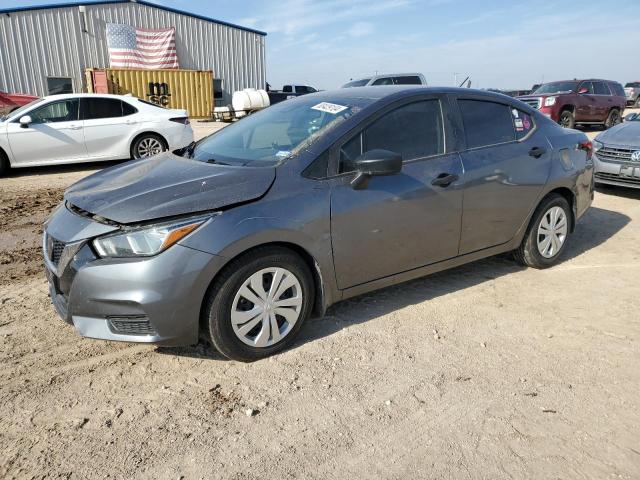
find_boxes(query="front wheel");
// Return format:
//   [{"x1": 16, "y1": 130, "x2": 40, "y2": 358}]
[
  {"x1": 514, "y1": 194, "x2": 571, "y2": 269},
  {"x1": 203, "y1": 247, "x2": 315, "y2": 362},
  {"x1": 559, "y1": 110, "x2": 575, "y2": 129},
  {"x1": 131, "y1": 134, "x2": 166, "y2": 159}
]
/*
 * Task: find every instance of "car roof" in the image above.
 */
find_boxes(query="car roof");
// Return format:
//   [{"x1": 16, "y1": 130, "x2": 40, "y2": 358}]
[
  {"x1": 41, "y1": 93, "x2": 137, "y2": 101},
  {"x1": 349, "y1": 73, "x2": 424, "y2": 82}
]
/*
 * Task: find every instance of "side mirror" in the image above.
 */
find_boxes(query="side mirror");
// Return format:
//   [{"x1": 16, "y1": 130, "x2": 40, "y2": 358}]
[
  {"x1": 350, "y1": 149, "x2": 402, "y2": 190},
  {"x1": 578, "y1": 87, "x2": 589, "y2": 94},
  {"x1": 19, "y1": 115, "x2": 32, "y2": 128}
]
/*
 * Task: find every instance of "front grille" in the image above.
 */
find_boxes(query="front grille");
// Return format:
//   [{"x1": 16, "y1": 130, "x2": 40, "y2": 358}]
[
  {"x1": 519, "y1": 97, "x2": 541, "y2": 109},
  {"x1": 107, "y1": 316, "x2": 156, "y2": 335},
  {"x1": 595, "y1": 146, "x2": 638, "y2": 164},
  {"x1": 595, "y1": 172, "x2": 640, "y2": 185},
  {"x1": 50, "y1": 237, "x2": 65, "y2": 266}
]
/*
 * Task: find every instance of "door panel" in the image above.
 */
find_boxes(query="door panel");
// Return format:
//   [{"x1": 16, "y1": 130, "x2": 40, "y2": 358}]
[
  {"x1": 330, "y1": 153, "x2": 464, "y2": 289},
  {"x1": 459, "y1": 136, "x2": 551, "y2": 254},
  {"x1": 81, "y1": 98, "x2": 132, "y2": 160},
  {"x1": 575, "y1": 82, "x2": 596, "y2": 121},
  {"x1": 6, "y1": 99, "x2": 86, "y2": 166}
]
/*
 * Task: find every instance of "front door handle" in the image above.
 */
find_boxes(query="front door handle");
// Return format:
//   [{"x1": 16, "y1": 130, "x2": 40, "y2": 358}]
[
  {"x1": 529, "y1": 146, "x2": 546, "y2": 158},
  {"x1": 431, "y1": 173, "x2": 459, "y2": 187},
  {"x1": 68, "y1": 124, "x2": 82, "y2": 130}
]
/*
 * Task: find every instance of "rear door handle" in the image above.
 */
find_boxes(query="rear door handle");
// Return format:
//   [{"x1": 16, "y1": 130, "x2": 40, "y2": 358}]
[
  {"x1": 529, "y1": 147, "x2": 546, "y2": 158},
  {"x1": 431, "y1": 173, "x2": 459, "y2": 187}
]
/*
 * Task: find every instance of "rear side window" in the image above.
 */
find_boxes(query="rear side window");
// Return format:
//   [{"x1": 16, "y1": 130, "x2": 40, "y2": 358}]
[
  {"x1": 394, "y1": 76, "x2": 422, "y2": 85},
  {"x1": 122, "y1": 101, "x2": 137, "y2": 116},
  {"x1": 593, "y1": 82, "x2": 610, "y2": 95},
  {"x1": 458, "y1": 99, "x2": 515, "y2": 148},
  {"x1": 372, "y1": 77, "x2": 394, "y2": 86},
  {"x1": 511, "y1": 108, "x2": 534, "y2": 140},
  {"x1": 609, "y1": 82, "x2": 625, "y2": 97},
  {"x1": 365, "y1": 100, "x2": 444, "y2": 160},
  {"x1": 82, "y1": 98, "x2": 123, "y2": 119}
]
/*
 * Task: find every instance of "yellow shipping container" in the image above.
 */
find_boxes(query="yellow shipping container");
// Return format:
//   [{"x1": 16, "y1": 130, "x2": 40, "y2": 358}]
[{"x1": 86, "y1": 68, "x2": 213, "y2": 119}]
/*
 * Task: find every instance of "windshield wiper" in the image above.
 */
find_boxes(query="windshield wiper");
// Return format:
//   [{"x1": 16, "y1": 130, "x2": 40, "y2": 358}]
[{"x1": 204, "y1": 158, "x2": 231, "y2": 166}]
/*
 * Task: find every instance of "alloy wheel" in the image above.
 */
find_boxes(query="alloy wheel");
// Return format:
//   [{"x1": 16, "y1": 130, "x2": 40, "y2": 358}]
[
  {"x1": 230, "y1": 267, "x2": 303, "y2": 348},
  {"x1": 136, "y1": 137, "x2": 164, "y2": 158},
  {"x1": 537, "y1": 206, "x2": 568, "y2": 258}
]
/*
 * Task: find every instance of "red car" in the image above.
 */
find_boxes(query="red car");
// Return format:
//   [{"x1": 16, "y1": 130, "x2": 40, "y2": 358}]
[
  {"x1": 0, "y1": 91, "x2": 39, "y2": 116},
  {"x1": 517, "y1": 79, "x2": 625, "y2": 129}
]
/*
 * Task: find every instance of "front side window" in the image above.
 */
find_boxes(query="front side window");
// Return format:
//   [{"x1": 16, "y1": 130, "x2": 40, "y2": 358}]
[
  {"x1": 372, "y1": 77, "x2": 394, "y2": 86},
  {"x1": 82, "y1": 98, "x2": 123, "y2": 119},
  {"x1": 459, "y1": 99, "x2": 515, "y2": 148},
  {"x1": 28, "y1": 99, "x2": 79, "y2": 124},
  {"x1": 533, "y1": 81, "x2": 578, "y2": 94},
  {"x1": 579, "y1": 82, "x2": 594, "y2": 94},
  {"x1": 47, "y1": 77, "x2": 73, "y2": 95},
  {"x1": 394, "y1": 76, "x2": 422, "y2": 85}
]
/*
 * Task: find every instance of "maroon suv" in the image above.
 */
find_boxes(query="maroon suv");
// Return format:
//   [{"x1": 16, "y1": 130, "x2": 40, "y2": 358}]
[{"x1": 517, "y1": 79, "x2": 625, "y2": 129}]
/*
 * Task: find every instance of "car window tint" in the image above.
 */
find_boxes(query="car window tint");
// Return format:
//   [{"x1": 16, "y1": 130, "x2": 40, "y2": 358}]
[
  {"x1": 83, "y1": 98, "x2": 123, "y2": 119},
  {"x1": 339, "y1": 133, "x2": 362, "y2": 173},
  {"x1": 283, "y1": 85, "x2": 293, "y2": 93},
  {"x1": 122, "y1": 101, "x2": 137, "y2": 116},
  {"x1": 303, "y1": 150, "x2": 329, "y2": 179},
  {"x1": 364, "y1": 100, "x2": 444, "y2": 160},
  {"x1": 579, "y1": 82, "x2": 594, "y2": 94},
  {"x1": 458, "y1": 99, "x2": 515, "y2": 148},
  {"x1": 511, "y1": 108, "x2": 534, "y2": 140},
  {"x1": 372, "y1": 77, "x2": 394, "y2": 86},
  {"x1": 29, "y1": 99, "x2": 79, "y2": 124},
  {"x1": 610, "y1": 82, "x2": 625, "y2": 96},
  {"x1": 593, "y1": 82, "x2": 609, "y2": 95},
  {"x1": 394, "y1": 76, "x2": 422, "y2": 85}
]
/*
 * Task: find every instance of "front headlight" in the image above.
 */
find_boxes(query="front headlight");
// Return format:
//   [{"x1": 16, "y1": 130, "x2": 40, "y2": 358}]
[
  {"x1": 93, "y1": 216, "x2": 210, "y2": 258},
  {"x1": 592, "y1": 140, "x2": 603, "y2": 152},
  {"x1": 544, "y1": 96, "x2": 557, "y2": 107}
]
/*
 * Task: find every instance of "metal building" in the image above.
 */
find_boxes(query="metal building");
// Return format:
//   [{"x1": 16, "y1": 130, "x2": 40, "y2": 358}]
[{"x1": 0, "y1": 0, "x2": 267, "y2": 105}]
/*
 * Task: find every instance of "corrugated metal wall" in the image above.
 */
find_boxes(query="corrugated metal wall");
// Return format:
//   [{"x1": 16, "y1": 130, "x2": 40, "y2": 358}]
[{"x1": 0, "y1": 2, "x2": 266, "y2": 105}]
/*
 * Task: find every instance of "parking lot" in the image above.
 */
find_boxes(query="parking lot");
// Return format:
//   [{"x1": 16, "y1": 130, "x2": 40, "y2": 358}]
[{"x1": 1, "y1": 119, "x2": 640, "y2": 479}]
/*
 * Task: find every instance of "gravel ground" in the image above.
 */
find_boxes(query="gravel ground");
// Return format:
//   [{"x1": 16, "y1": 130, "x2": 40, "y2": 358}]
[{"x1": 1, "y1": 120, "x2": 639, "y2": 479}]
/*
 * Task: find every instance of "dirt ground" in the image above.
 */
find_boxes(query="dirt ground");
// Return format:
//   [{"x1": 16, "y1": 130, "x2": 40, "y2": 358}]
[{"x1": 1, "y1": 120, "x2": 640, "y2": 479}]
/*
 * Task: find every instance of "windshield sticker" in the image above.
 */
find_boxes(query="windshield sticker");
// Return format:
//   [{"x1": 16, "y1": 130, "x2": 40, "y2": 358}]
[
  {"x1": 512, "y1": 109, "x2": 519, "y2": 118},
  {"x1": 311, "y1": 102, "x2": 348, "y2": 114},
  {"x1": 514, "y1": 118, "x2": 524, "y2": 131}
]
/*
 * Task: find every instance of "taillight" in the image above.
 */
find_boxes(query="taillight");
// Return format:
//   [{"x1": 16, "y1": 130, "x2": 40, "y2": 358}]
[
  {"x1": 169, "y1": 117, "x2": 190, "y2": 125},
  {"x1": 578, "y1": 140, "x2": 592, "y2": 161}
]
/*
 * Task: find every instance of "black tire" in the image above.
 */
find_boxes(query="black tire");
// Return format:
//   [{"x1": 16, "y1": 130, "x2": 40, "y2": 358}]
[
  {"x1": 0, "y1": 148, "x2": 10, "y2": 177},
  {"x1": 203, "y1": 246, "x2": 315, "y2": 362},
  {"x1": 513, "y1": 194, "x2": 572, "y2": 269},
  {"x1": 131, "y1": 133, "x2": 167, "y2": 159},
  {"x1": 559, "y1": 110, "x2": 575, "y2": 129},
  {"x1": 604, "y1": 109, "x2": 621, "y2": 129}
]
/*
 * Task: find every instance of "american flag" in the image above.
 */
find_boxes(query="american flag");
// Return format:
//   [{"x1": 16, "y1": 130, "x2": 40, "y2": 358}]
[{"x1": 106, "y1": 23, "x2": 179, "y2": 69}]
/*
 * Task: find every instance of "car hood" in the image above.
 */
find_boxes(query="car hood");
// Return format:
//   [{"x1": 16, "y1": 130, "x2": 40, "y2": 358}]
[
  {"x1": 65, "y1": 153, "x2": 276, "y2": 224},
  {"x1": 596, "y1": 122, "x2": 640, "y2": 147}
]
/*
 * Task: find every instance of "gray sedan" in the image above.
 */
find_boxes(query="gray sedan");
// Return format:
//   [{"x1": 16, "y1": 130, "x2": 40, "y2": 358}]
[
  {"x1": 43, "y1": 87, "x2": 594, "y2": 361},
  {"x1": 593, "y1": 115, "x2": 640, "y2": 189}
]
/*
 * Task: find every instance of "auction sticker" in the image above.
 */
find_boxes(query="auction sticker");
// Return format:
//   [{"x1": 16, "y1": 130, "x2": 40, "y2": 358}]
[{"x1": 311, "y1": 102, "x2": 348, "y2": 114}]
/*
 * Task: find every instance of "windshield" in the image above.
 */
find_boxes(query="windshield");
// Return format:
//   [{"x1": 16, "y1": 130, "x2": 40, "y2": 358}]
[
  {"x1": 0, "y1": 98, "x2": 44, "y2": 122},
  {"x1": 342, "y1": 79, "x2": 370, "y2": 88},
  {"x1": 190, "y1": 97, "x2": 359, "y2": 166},
  {"x1": 625, "y1": 82, "x2": 640, "y2": 88},
  {"x1": 533, "y1": 81, "x2": 578, "y2": 94}
]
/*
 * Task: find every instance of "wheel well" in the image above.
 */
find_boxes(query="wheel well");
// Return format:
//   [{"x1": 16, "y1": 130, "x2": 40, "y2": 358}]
[
  {"x1": 560, "y1": 105, "x2": 574, "y2": 114},
  {"x1": 198, "y1": 242, "x2": 325, "y2": 336},
  {"x1": 129, "y1": 131, "x2": 168, "y2": 156},
  {"x1": 0, "y1": 145, "x2": 9, "y2": 166},
  {"x1": 546, "y1": 187, "x2": 576, "y2": 232}
]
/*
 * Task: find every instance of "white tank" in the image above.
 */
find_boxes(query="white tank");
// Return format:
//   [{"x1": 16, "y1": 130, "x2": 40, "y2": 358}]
[{"x1": 232, "y1": 88, "x2": 270, "y2": 112}]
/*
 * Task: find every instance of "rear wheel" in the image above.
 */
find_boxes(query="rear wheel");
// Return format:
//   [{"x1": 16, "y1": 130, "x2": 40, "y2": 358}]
[
  {"x1": 514, "y1": 194, "x2": 571, "y2": 269},
  {"x1": 559, "y1": 110, "x2": 575, "y2": 129},
  {"x1": 131, "y1": 133, "x2": 166, "y2": 159},
  {"x1": 604, "y1": 109, "x2": 621, "y2": 129},
  {"x1": 203, "y1": 246, "x2": 315, "y2": 362}
]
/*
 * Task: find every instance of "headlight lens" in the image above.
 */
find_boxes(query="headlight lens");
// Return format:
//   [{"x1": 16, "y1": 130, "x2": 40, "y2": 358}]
[
  {"x1": 93, "y1": 216, "x2": 209, "y2": 258},
  {"x1": 592, "y1": 140, "x2": 603, "y2": 152},
  {"x1": 544, "y1": 96, "x2": 557, "y2": 107}
]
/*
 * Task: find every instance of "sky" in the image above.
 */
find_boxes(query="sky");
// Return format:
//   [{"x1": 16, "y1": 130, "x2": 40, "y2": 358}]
[{"x1": 2, "y1": 0, "x2": 640, "y2": 90}]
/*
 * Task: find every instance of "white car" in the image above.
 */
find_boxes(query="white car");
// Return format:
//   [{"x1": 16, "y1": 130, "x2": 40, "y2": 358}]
[{"x1": 0, "y1": 93, "x2": 194, "y2": 175}]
